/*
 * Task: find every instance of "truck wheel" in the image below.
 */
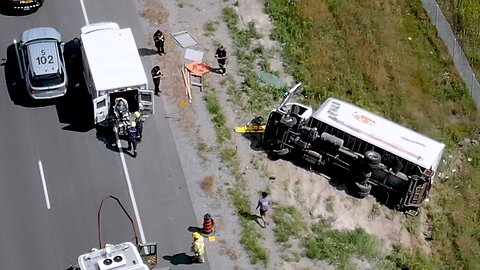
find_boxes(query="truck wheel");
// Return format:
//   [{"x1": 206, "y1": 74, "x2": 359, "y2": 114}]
[
  {"x1": 280, "y1": 115, "x2": 297, "y2": 127},
  {"x1": 272, "y1": 148, "x2": 289, "y2": 156},
  {"x1": 365, "y1": 150, "x2": 381, "y2": 165},
  {"x1": 355, "y1": 182, "x2": 372, "y2": 195}
]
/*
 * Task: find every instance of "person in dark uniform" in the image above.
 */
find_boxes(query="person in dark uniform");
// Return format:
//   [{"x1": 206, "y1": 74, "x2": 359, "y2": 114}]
[
  {"x1": 151, "y1": 66, "x2": 163, "y2": 95},
  {"x1": 153, "y1": 30, "x2": 165, "y2": 55},
  {"x1": 215, "y1": 45, "x2": 227, "y2": 76},
  {"x1": 126, "y1": 121, "x2": 138, "y2": 157}
]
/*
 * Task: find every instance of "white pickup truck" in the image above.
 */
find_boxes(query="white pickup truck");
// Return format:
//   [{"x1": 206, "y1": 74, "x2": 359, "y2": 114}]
[{"x1": 80, "y1": 22, "x2": 154, "y2": 126}]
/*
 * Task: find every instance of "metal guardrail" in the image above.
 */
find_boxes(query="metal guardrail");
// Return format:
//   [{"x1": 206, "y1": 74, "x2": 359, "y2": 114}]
[{"x1": 421, "y1": 0, "x2": 480, "y2": 112}]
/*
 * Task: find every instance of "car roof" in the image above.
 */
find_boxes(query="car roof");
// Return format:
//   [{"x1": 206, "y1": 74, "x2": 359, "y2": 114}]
[
  {"x1": 21, "y1": 27, "x2": 61, "y2": 44},
  {"x1": 27, "y1": 42, "x2": 61, "y2": 75}
]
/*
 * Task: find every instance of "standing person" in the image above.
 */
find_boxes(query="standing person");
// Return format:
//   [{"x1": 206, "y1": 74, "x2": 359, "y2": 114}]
[
  {"x1": 256, "y1": 191, "x2": 272, "y2": 228},
  {"x1": 190, "y1": 232, "x2": 205, "y2": 263},
  {"x1": 215, "y1": 45, "x2": 227, "y2": 76},
  {"x1": 126, "y1": 121, "x2": 138, "y2": 157},
  {"x1": 151, "y1": 66, "x2": 163, "y2": 95},
  {"x1": 153, "y1": 30, "x2": 165, "y2": 55},
  {"x1": 133, "y1": 111, "x2": 144, "y2": 140}
]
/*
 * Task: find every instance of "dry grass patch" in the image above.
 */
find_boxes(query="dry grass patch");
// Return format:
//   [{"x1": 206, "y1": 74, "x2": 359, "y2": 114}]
[
  {"x1": 200, "y1": 176, "x2": 215, "y2": 197},
  {"x1": 139, "y1": 0, "x2": 168, "y2": 25},
  {"x1": 218, "y1": 239, "x2": 240, "y2": 260}
]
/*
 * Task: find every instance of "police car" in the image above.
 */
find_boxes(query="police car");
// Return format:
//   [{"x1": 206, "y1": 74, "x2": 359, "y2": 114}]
[
  {"x1": 0, "y1": 0, "x2": 44, "y2": 12},
  {"x1": 15, "y1": 27, "x2": 68, "y2": 99}
]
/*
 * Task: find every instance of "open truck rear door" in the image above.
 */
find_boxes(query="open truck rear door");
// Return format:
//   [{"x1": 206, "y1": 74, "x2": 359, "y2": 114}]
[
  {"x1": 138, "y1": 89, "x2": 154, "y2": 115},
  {"x1": 93, "y1": 95, "x2": 108, "y2": 124}
]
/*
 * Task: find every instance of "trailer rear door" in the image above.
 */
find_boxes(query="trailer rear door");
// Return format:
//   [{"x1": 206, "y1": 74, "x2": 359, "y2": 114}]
[
  {"x1": 93, "y1": 94, "x2": 108, "y2": 124},
  {"x1": 138, "y1": 89, "x2": 154, "y2": 114}
]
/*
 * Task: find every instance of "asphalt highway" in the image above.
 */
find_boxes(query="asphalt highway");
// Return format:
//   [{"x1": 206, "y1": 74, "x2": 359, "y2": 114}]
[{"x1": 0, "y1": 1, "x2": 207, "y2": 269}]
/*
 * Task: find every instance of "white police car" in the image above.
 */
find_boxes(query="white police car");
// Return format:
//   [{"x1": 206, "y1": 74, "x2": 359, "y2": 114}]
[{"x1": 15, "y1": 27, "x2": 67, "y2": 99}]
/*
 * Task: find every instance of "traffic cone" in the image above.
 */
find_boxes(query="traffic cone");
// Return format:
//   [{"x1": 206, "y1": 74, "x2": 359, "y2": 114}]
[{"x1": 202, "y1": 213, "x2": 215, "y2": 236}]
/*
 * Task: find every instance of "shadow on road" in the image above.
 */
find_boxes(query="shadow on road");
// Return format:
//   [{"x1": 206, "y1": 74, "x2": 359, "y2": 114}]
[
  {"x1": 55, "y1": 38, "x2": 94, "y2": 132},
  {"x1": 162, "y1": 253, "x2": 194, "y2": 265},
  {"x1": 239, "y1": 210, "x2": 263, "y2": 228},
  {"x1": 138, "y1": 48, "x2": 157, "y2": 56},
  {"x1": 187, "y1": 226, "x2": 202, "y2": 233}
]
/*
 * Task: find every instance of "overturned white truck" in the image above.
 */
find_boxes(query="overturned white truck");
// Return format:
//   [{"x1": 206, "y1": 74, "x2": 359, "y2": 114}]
[{"x1": 262, "y1": 84, "x2": 445, "y2": 213}]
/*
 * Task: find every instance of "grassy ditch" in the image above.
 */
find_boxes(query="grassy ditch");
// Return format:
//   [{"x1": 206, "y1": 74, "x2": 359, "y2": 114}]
[
  {"x1": 264, "y1": 0, "x2": 480, "y2": 268},
  {"x1": 222, "y1": 7, "x2": 288, "y2": 116},
  {"x1": 437, "y1": 0, "x2": 480, "y2": 75},
  {"x1": 273, "y1": 205, "x2": 445, "y2": 270},
  {"x1": 203, "y1": 89, "x2": 268, "y2": 266}
]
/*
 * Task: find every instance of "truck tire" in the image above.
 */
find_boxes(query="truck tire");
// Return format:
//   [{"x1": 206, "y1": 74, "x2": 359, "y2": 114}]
[
  {"x1": 280, "y1": 115, "x2": 297, "y2": 127},
  {"x1": 272, "y1": 148, "x2": 289, "y2": 156},
  {"x1": 365, "y1": 150, "x2": 381, "y2": 165},
  {"x1": 354, "y1": 182, "x2": 372, "y2": 198}
]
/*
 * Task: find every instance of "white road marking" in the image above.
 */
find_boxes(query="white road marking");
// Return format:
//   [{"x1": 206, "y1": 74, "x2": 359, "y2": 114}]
[
  {"x1": 115, "y1": 131, "x2": 146, "y2": 244},
  {"x1": 38, "y1": 160, "x2": 51, "y2": 209},
  {"x1": 79, "y1": 0, "x2": 90, "y2": 25},
  {"x1": 79, "y1": 0, "x2": 145, "y2": 244}
]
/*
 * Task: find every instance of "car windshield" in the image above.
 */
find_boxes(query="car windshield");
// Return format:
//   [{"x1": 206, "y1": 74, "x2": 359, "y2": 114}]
[{"x1": 30, "y1": 72, "x2": 64, "y2": 88}]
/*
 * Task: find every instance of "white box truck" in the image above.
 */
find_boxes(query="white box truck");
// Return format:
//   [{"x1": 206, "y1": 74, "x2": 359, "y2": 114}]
[
  {"x1": 80, "y1": 22, "x2": 154, "y2": 126},
  {"x1": 263, "y1": 83, "x2": 445, "y2": 214}
]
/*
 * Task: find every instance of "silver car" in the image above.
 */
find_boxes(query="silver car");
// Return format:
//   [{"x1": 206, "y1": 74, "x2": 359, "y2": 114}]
[{"x1": 15, "y1": 27, "x2": 67, "y2": 99}]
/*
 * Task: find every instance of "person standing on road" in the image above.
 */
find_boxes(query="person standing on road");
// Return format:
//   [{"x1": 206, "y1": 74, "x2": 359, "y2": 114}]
[
  {"x1": 215, "y1": 45, "x2": 227, "y2": 76},
  {"x1": 256, "y1": 191, "x2": 272, "y2": 228},
  {"x1": 133, "y1": 111, "x2": 144, "y2": 140},
  {"x1": 151, "y1": 65, "x2": 163, "y2": 95},
  {"x1": 126, "y1": 121, "x2": 138, "y2": 157},
  {"x1": 191, "y1": 232, "x2": 205, "y2": 263},
  {"x1": 153, "y1": 30, "x2": 165, "y2": 55}
]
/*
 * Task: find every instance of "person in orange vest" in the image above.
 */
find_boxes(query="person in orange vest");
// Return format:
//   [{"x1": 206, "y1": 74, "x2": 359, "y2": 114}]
[{"x1": 191, "y1": 232, "x2": 205, "y2": 263}]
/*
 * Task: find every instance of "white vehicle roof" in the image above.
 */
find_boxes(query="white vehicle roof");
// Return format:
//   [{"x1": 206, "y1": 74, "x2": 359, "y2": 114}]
[
  {"x1": 78, "y1": 242, "x2": 148, "y2": 270},
  {"x1": 312, "y1": 98, "x2": 445, "y2": 171},
  {"x1": 81, "y1": 23, "x2": 147, "y2": 92}
]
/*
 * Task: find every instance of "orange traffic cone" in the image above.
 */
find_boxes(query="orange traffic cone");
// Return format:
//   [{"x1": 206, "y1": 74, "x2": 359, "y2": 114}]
[{"x1": 202, "y1": 213, "x2": 215, "y2": 236}]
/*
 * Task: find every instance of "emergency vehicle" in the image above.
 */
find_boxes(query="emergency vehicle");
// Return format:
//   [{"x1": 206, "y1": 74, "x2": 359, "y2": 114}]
[{"x1": 80, "y1": 22, "x2": 154, "y2": 126}]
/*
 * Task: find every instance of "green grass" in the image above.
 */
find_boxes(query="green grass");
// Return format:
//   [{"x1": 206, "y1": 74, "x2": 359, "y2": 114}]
[
  {"x1": 222, "y1": 7, "x2": 288, "y2": 116},
  {"x1": 203, "y1": 20, "x2": 218, "y2": 37},
  {"x1": 263, "y1": 0, "x2": 480, "y2": 268},
  {"x1": 204, "y1": 91, "x2": 231, "y2": 143},
  {"x1": 272, "y1": 205, "x2": 306, "y2": 243},
  {"x1": 437, "y1": 0, "x2": 480, "y2": 75},
  {"x1": 203, "y1": 85, "x2": 268, "y2": 266},
  {"x1": 302, "y1": 218, "x2": 381, "y2": 267}
]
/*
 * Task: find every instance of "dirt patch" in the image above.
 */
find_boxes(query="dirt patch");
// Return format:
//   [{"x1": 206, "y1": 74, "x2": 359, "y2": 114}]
[{"x1": 200, "y1": 176, "x2": 215, "y2": 197}]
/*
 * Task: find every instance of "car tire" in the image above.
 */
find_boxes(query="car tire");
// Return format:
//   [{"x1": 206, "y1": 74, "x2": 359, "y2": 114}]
[
  {"x1": 280, "y1": 115, "x2": 297, "y2": 127},
  {"x1": 365, "y1": 150, "x2": 381, "y2": 165}
]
